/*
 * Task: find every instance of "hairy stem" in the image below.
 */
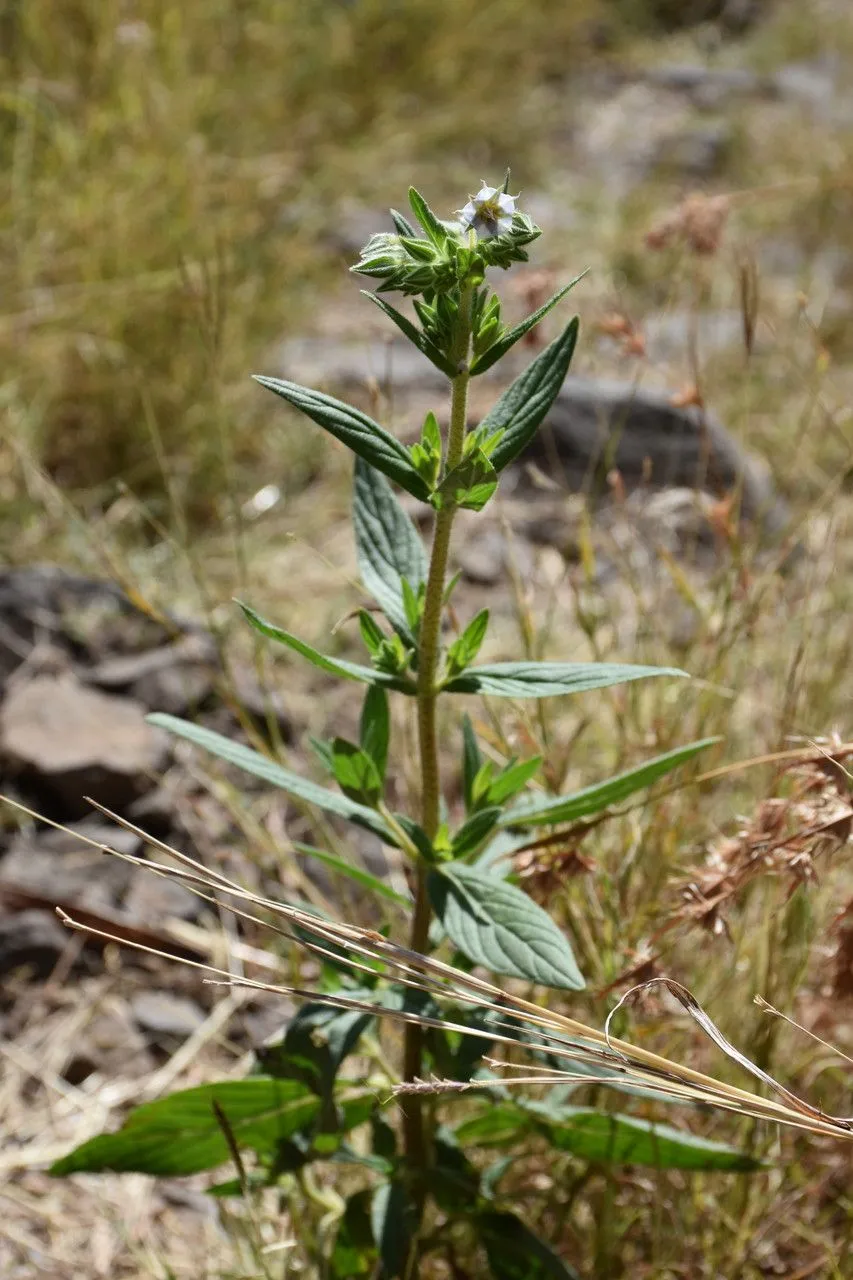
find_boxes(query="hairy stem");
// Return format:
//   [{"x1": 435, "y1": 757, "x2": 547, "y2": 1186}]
[{"x1": 401, "y1": 285, "x2": 472, "y2": 1197}]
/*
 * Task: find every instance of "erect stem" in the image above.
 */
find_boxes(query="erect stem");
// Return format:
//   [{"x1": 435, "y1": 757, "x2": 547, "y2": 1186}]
[{"x1": 401, "y1": 284, "x2": 473, "y2": 1200}]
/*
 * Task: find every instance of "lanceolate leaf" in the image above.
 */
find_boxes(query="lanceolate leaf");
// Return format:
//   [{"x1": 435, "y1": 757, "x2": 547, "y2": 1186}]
[
  {"x1": 254, "y1": 376, "x2": 429, "y2": 500},
  {"x1": 238, "y1": 601, "x2": 414, "y2": 693},
  {"x1": 330, "y1": 738, "x2": 383, "y2": 806},
  {"x1": 147, "y1": 714, "x2": 394, "y2": 841},
  {"x1": 461, "y1": 714, "x2": 484, "y2": 812},
  {"x1": 353, "y1": 457, "x2": 428, "y2": 639},
  {"x1": 470, "y1": 273, "x2": 587, "y2": 376},
  {"x1": 428, "y1": 862, "x2": 585, "y2": 990},
  {"x1": 360, "y1": 685, "x2": 390, "y2": 782},
  {"x1": 477, "y1": 1212, "x2": 582, "y2": 1280},
  {"x1": 362, "y1": 291, "x2": 457, "y2": 378},
  {"x1": 447, "y1": 608, "x2": 490, "y2": 675},
  {"x1": 487, "y1": 756, "x2": 543, "y2": 806},
  {"x1": 486, "y1": 318, "x2": 580, "y2": 474},
  {"x1": 451, "y1": 806, "x2": 502, "y2": 857},
  {"x1": 371, "y1": 1181, "x2": 417, "y2": 1280},
  {"x1": 542, "y1": 1108, "x2": 761, "y2": 1172},
  {"x1": 457, "y1": 1101, "x2": 760, "y2": 1172},
  {"x1": 294, "y1": 843, "x2": 411, "y2": 907},
  {"x1": 50, "y1": 1079, "x2": 320, "y2": 1177},
  {"x1": 444, "y1": 660, "x2": 686, "y2": 699},
  {"x1": 502, "y1": 738, "x2": 720, "y2": 828}
]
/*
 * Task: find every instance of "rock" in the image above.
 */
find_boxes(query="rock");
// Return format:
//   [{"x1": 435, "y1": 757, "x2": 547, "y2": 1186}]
[
  {"x1": 124, "y1": 870, "x2": 201, "y2": 923},
  {"x1": 62, "y1": 1004, "x2": 156, "y2": 1083},
  {"x1": 0, "y1": 565, "x2": 160, "y2": 672},
  {"x1": 0, "y1": 673, "x2": 170, "y2": 816},
  {"x1": 131, "y1": 990, "x2": 206, "y2": 1038},
  {"x1": 643, "y1": 63, "x2": 772, "y2": 109},
  {"x1": 87, "y1": 632, "x2": 218, "y2": 715},
  {"x1": 0, "y1": 829, "x2": 135, "y2": 910},
  {"x1": 520, "y1": 378, "x2": 788, "y2": 537},
  {"x1": 456, "y1": 526, "x2": 535, "y2": 587},
  {"x1": 628, "y1": 0, "x2": 762, "y2": 31},
  {"x1": 0, "y1": 909, "x2": 69, "y2": 977},
  {"x1": 655, "y1": 119, "x2": 733, "y2": 178}
]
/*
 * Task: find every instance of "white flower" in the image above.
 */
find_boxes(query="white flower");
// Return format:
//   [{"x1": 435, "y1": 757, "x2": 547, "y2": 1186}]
[{"x1": 459, "y1": 184, "x2": 518, "y2": 239}]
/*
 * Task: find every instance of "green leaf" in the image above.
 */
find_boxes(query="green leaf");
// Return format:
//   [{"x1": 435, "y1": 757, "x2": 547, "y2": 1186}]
[
  {"x1": 330, "y1": 738, "x2": 383, "y2": 806},
  {"x1": 477, "y1": 1211, "x2": 582, "y2": 1280},
  {"x1": 487, "y1": 756, "x2": 543, "y2": 806},
  {"x1": 458, "y1": 1099, "x2": 760, "y2": 1172},
  {"x1": 362, "y1": 292, "x2": 457, "y2": 378},
  {"x1": 358, "y1": 609, "x2": 385, "y2": 656},
  {"x1": 360, "y1": 685, "x2": 390, "y2": 782},
  {"x1": 544, "y1": 1108, "x2": 761, "y2": 1172},
  {"x1": 426, "y1": 1131, "x2": 484, "y2": 1214},
  {"x1": 400, "y1": 576, "x2": 422, "y2": 634},
  {"x1": 485, "y1": 319, "x2": 579, "y2": 474},
  {"x1": 371, "y1": 1181, "x2": 417, "y2": 1279},
  {"x1": 447, "y1": 608, "x2": 490, "y2": 676},
  {"x1": 238, "y1": 601, "x2": 414, "y2": 693},
  {"x1": 258, "y1": 1003, "x2": 372, "y2": 1102},
  {"x1": 451, "y1": 806, "x2": 502, "y2": 858},
  {"x1": 432, "y1": 448, "x2": 497, "y2": 512},
  {"x1": 147, "y1": 714, "x2": 394, "y2": 842},
  {"x1": 444, "y1": 660, "x2": 686, "y2": 698},
  {"x1": 294, "y1": 843, "x2": 410, "y2": 907},
  {"x1": 50, "y1": 1079, "x2": 320, "y2": 1177},
  {"x1": 454, "y1": 1104, "x2": 530, "y2": 1148},
  {"x1": 353, "y1": 457, "x2": 428, "y2": 639},
  {"x1": 408, "y1": 186, "x2": 448, "y2": 248},
  {"x1": 461, "y1": 714, "x2": 484, "y2": 812},
  {"x1": 470, "y1": 273, "x2": 587, "y2": 376},
  {"x1": 502, "y1": 738, "x2": 719, "y2": 828},
  {"x1": 428, "y1": 862, "x2": 585, "y2": 990},
  {"x1": 254, "y1": 375, "x2": 429, "y2": 501}
]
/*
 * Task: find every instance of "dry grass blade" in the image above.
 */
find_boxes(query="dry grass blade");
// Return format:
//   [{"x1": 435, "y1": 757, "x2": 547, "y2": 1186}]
[{"x1": 8, "y1": 797, "x2": 848, "y2": 1147}]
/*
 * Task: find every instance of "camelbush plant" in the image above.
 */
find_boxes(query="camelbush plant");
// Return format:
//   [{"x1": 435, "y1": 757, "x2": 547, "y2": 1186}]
[{"x1": 50, "y1": 182, "x2": 819, "y2": 1276}]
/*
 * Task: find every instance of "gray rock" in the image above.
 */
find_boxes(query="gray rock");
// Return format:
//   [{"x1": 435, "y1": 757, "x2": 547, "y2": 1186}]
[
  {"x1": 0, "y1": 909, "x2": 69, "y2": 977},
  {"x1": 124, "y1": 870, "x2": 201, "y2": 923},
  {"x1": 88, "y1": 632, "x2": 218, "y2": 715},
  {"x1": 654, "y1": 119, "x2": 734, "y2": 178},
  {"x1": 643, "y1": 63, "x2": 772, "y2": 109},
  {"x1": 62, "y1": 1006, "x2": 156, "y2": 1083},
  {"x1": 0, "y1": 673, "x2": 171, "y2": 816},
  {"x1": 0, "y1": 836, "x2": 133, "y2": 910},
  {"x1": 521, "y1": 378, "x2": 788, "y2": 537},
  {"x1": 131, "y1": 989, "x2": 206, "y2": 1038}
]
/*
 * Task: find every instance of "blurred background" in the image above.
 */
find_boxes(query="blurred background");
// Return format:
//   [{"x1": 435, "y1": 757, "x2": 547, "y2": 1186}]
[{"x1": 3, "y1": 0, "x2": 851, "y2": 547}]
